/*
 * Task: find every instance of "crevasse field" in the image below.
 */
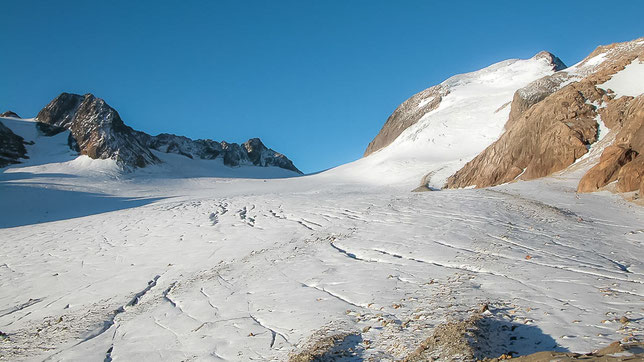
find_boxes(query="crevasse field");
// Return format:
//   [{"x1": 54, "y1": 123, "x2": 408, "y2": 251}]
[{"x1": 1, "y1": 54, "x2": 643, "y2": 362}]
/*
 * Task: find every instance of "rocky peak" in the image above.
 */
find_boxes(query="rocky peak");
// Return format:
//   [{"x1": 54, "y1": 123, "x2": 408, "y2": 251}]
[
  {"x1": 532, "y1": 51, "x2": 567, "y2": 71},
  {"x1": 243, "y1": 137, "x2": 300, "y2": 172},
  {"x1": 0, "y1": 111, "x2": 20, "y2": 118},
  {"x1": 36, "y1": 93, "x2": 160, "y2": 169}
]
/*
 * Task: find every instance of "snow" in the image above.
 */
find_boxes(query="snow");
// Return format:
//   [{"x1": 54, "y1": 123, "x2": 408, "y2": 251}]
[
  {"x1": 417, "y1": 96, "x2": 435, "y2": 108},
  {"x1": 597, "y1": 58, "x2": 644, "y2": 98},
  {"x1": 1, "y1": 52, "x2": 643, "y2": 360},
  {"x1": 1, "y1": 116, "x2": 643, "y2": 361},
  {"x1": 329, "y1": 56, "x2": 560, "y2": 189}
]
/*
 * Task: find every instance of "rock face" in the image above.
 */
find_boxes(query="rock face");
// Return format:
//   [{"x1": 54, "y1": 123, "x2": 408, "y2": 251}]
[
  {"x1": 35, "y1": 92, "x2": 301, "y2": 173},
  {"x1": 446, "y1": 81, "x2": 604, "y2": 188},
  {"x1": 364, "y1": 85, "x2": 447, "y2": 156},
  {"x1": 134, "y1": 132, "x2": 301, "y2": 173},
  {"x1": 0, "y1": 111, "x2": 20, "y2": 118},
  {"x1": 445, "y1": 37, "x2": 644, "y2": 195},
  {"x1": 0, "y1": 120, "x2": 27, "y2": 167},
  {"x1": 36, "y1": 93, "x2": 160, "y2": 168}
]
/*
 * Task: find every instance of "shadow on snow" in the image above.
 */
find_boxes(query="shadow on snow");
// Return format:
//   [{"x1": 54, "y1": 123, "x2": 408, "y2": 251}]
[{"x1": 0, "y1": 182, "x2": 164, "y2": 228}]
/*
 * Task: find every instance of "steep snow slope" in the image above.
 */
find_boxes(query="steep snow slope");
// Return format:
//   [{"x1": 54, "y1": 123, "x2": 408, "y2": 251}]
[
  {"x1": 342, "y1": 54, "x2": 564, "y2": 189},
  {"x1": 597, "y1": 58, "x2": 644, "y2": 97}
]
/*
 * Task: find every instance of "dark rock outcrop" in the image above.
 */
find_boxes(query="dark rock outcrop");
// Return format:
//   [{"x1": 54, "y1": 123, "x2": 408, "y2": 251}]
[
  {"x1": 243, "y1": 138, "x2": 300, "y2": 171},
  {"x1": 134, "y1": 132, "x2": 301, "y2": 173},
  {"x1": 0, "y1": 111, "x2": 20, "y2": 118},
  {"x1": 36, "y1": 93, "x2": 160, "y2": 168},
  {"x1": 0, "y1": 121, "x2": 27, "y2": 167}
]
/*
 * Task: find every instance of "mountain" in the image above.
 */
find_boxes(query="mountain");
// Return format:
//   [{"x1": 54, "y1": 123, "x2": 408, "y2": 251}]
[
  {"x1": 16, "y1": 92, "x2": 300, "y2": 173},
  {"x1": 445, "y1": 37, "x2": 644, "y2": 195},
  {"x1": 332, "y1": 51, "x2": 566, "y2": 188},
  {"x1": 35, "y1": 93, "x2": 161, "y2": 168},
  {"x1": 364, "y1": 51, "x2": 566, "y2": 157},
  {"x1": 0, "y1": 111, "x2": 20, "y2": 118},
  {"x1": 360, "y1": 37, "x2": 644, "y2": 198},
  {"x1": 2, "y1": 40, "x2": 643, "y2": 362}
]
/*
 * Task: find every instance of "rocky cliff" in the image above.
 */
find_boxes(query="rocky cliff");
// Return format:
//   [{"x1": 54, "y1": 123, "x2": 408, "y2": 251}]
[
  {"x1": 36, "y1": 93, "x2": 160, "y2": 168},
  {"x1": 33, "y1": 92, "x2": 301, "y2": 173},
  {"x1": 0, "y1": 120, "x2": 27, "y2": 167},
  {"x1": 445, "y1": 37, "x2": 644, "y2": 196},
  {"x1": 133, "y1": 131, "x2": 300, "y2": 172}
]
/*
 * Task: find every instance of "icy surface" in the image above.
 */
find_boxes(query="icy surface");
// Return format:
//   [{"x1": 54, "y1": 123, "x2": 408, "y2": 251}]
[
  {"x1": 1, "y1": 116, "x2": 643, "y2": 361},
  {"x1": 597, "y1": 59, "x2": 644, "y2": 98}
]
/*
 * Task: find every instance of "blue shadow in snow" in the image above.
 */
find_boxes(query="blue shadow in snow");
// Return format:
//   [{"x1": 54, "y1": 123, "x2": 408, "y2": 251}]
[{"x1": 0, "y1": 182, "x2": 164, "y2": 228}]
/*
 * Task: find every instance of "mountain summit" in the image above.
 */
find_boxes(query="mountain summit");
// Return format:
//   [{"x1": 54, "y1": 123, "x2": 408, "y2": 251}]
[{"x1": 30, "y1": 92, "x2": 301, "y2": 173}]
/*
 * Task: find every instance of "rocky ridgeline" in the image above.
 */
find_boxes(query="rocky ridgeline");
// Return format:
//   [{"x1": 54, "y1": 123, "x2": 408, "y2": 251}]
[
  {"x1": 445, "y1": 37, "x2": 644, "y2": 195},
  {"x1": 33, "y1": 93, "x2": 301, "y2": 173},
  {"x1": 36, "y1": 93, "x2": 160, "y2": 168}
]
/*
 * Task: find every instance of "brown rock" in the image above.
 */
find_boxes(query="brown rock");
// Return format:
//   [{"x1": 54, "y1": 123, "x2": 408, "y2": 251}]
[
  {"x1": 445, "y1": 37, "x2": 644, "y2": 193},
  {"x1": 616, "y1": 155, "x2": 644, "y2": 192},
  {"x1": 364, "y1": 85, "x2": 446, "y2": 156},
  {"x1": 446, "y1": 81, "x2": 602, "y2": 189},
  {"x1": 577, "y1": 146, "x2": 636, "y2": 193}
]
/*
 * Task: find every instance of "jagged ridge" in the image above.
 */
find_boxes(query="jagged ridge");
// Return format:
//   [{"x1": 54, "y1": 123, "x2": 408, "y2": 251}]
[{"x1": 33, "y1": 93, "x2": 301, "y2": 173}]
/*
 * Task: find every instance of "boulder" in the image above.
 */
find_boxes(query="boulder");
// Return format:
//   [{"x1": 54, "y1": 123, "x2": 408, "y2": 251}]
[
  {"x1": 616, "y1": 155, "x2": 644, "y2": 192},
  {"x1": 577, "y1": 146, "x2": 636, "y2": 192}
]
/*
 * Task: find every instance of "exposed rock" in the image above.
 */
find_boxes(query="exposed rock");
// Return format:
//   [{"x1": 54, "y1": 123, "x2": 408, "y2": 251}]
[
  {"x1": 36, "y1": 93, "x2": 160, "y2": 169},
  {"x1": 577, "y1": 146, "x2": 636, "y2": 192},
  {"x1": 35, "y1": 122, "x2": 67, "y2": 137},
  {"x1": 616, "y1": 155, "x2": 644, "y2": 192},
  {"x1": 33, "y1": 92, "x2": 301, "y2": 173},
  {"x1": 364, "y1": 51, "x2": 566, "y2": 158},
  {"x1": 445, "y1": 37, "x2": 644, "y2": 193},
  {"x1": 133, "y1": 132, "x2": 223, "y2": 160},
  {"x1": 506, "y1": 72, "x2": 571, "y2": 130},
  {"x1": 446, "y1": 81, "x2": 603, "y2": 189},
  {"x1": 498, "y1": 341, "x2": 644, "y2": 361},
  {"x1": 364, "y1": 85, "x2": 446, "y2": 156},
  {"x1": 134, "y1": 132, "x2": 302, "y2": 173},
  {"x1": 0, "y1": 121, "x2": 27, "y2": 167},
  {"x1": 0, "y1": 111, "x2": 20, "y2": 118},
  {"x1": 243, "y1": 138, "x2": 300, "y2": 172},
  {"x1": 577, "y1": 95, "x2": 644, "y2": 193}
]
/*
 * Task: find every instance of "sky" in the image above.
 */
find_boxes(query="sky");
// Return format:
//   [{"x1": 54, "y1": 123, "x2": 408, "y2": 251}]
[{"x1": 2, "y1": 1, "x2": 643, "y2": 173}]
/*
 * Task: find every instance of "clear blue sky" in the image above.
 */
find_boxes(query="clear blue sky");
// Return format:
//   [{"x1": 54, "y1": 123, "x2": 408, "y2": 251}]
[{"x1": 2, "y1": 1, "x2": 643, "y2": 173}]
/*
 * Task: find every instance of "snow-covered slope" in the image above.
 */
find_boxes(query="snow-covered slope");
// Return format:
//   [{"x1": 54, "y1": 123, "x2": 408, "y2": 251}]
[
  {"x1": 30, "y1": 92, "x2": 301, "y2": 174},
  {"x1": 0, "y1": 117, "x2": 301, "y2": 180},
  {"x1": 0, "y1": 159, "x2": 642, "y2": 361},
  {"x1": 334, "y1": 53, "x2": 565, "y2": 189},
  {"x1": 1, "y1": 45, "x2": 643, "y2": 362}
]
